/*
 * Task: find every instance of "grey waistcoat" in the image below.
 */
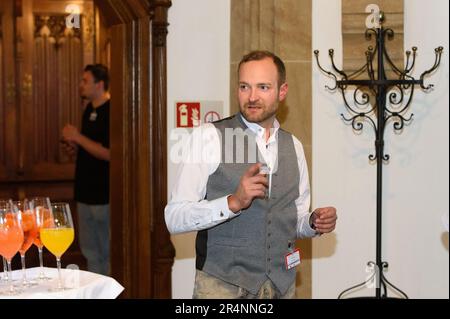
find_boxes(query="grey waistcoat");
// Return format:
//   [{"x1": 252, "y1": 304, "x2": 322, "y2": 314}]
[{"x1": 195, "y1": 114, "x2": 300, "y2": 295}]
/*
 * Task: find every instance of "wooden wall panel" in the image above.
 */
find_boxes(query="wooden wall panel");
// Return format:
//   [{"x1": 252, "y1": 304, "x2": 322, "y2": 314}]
[
  {"x1": 32, "y1": 15, "x2": 83, "y2": 167},
  {"x1": 0, "y1": 0, "x2": 93, "y2": 273},
  {"x1": 0, "y1": 14, "x2": 4, "y2": 174},
  {"x1": 0, "y1": 0, "x2": 17, "y2": 181},
  {"x1": 8, "y1": 0, "x2": 94, "y2": 181}
]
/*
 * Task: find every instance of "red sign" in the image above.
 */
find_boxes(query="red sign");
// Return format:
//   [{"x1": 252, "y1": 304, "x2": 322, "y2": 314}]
[{"x1": 176, "y1": 102, "x2": 201, "y2": 128}]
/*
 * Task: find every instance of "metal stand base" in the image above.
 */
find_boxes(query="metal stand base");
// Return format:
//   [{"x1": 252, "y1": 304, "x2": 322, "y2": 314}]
[{"x1": 338, "y1": 261, "x2": 408, "y2": 299}]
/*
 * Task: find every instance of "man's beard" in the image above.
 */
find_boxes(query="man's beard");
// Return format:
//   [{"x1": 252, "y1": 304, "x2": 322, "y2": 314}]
[{"x1": 241, "y1": 102, "x2": 277, "y2": 124}]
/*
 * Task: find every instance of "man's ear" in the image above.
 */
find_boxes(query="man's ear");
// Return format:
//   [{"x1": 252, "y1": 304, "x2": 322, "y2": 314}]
[{"x1": 278, "y1": 82, "x2": 288, "y2": 101}]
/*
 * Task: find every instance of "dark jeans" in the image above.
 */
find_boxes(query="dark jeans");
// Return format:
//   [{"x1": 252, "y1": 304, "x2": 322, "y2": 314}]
[{"x1": 77, "y1": 202, "x2": 110, "y2": 275}]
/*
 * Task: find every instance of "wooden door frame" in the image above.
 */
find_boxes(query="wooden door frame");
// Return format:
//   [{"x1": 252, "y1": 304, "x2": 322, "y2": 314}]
[{"x1": 94, "y1": 0, "x2": 174, "y2": 298}]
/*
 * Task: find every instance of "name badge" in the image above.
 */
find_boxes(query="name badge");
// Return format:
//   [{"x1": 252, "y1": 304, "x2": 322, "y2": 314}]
[
  {"x1": 285, "y1": 249, "x2": 301, "y2": 270},
  {"x1": 89, "y1": 111, "x2": 98, "y2": 121}
]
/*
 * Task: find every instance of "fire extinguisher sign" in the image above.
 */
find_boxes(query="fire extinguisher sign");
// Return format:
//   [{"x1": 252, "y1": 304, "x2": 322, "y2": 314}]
[
  {"x1": 176, "y1": 102, "x2": 201, "y2": 128},
  {"x1": 175, "y1": 101, "x2": 223, "y2": 128}
]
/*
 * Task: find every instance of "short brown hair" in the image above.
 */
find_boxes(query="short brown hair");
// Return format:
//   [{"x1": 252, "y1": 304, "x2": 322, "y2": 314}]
[
  {"x1": 84, "y1": 64, "x2": 110, "y2": 91},
  {"x1": 238, "y1": 51, "x2": 286, "y2": 87}
]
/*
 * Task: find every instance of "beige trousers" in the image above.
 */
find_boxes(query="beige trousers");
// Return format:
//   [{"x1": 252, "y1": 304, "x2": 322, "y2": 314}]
[{"x1": 193, "y1": 269, "x2": 296, "y2": 299}]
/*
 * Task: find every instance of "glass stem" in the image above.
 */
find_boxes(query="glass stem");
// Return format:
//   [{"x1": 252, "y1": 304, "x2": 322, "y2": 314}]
[
  {"x1": 7, "y1": 260, "x2": 14, "y2": 293},
  {"x1": 38, "y1": 246, "x2": 45, "y2": 278},
  {"x1": 21, "y1": 254, "x2": 27, "y2": 285},
  {"x1": 2, "y1": 257, "x2": 8, "y2": 281},
  {"x1": 56, "y1": 257, "x2": 63, "y2": 289}
]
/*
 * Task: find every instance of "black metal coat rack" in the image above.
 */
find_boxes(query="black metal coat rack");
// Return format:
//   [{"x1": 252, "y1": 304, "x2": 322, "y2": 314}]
[{"x1": 314, "y1": 11, "x2": 443, "y2": 299}]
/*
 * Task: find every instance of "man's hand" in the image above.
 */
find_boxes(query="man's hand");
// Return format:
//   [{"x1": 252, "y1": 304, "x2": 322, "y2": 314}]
[
  {"x1": 60, "y1": 139, "x2": 78, "y2": 156},
  {"x1": 62, "y1": 124, "x2": 81, "y2": 144},
  {"x1": 227, "y1": 163, "x2": 268, "y2": 213},
  {"x1": 310, "y1": 207, "x2": 337, "y2": 234}
]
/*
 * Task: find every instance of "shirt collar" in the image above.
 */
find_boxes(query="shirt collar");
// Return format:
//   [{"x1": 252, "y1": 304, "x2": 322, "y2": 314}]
[{"x1": 239, "y1": 113, "x2": 280, "y2": 141}]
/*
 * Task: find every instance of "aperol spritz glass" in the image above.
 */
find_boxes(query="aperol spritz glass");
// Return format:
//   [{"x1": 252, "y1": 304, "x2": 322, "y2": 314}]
[
  {"x1": 0, "y1": 200, "x2": 24, "y2": 295},
  {"x1": 40, "y1": 202, "x2": 74, "y2": 291}
]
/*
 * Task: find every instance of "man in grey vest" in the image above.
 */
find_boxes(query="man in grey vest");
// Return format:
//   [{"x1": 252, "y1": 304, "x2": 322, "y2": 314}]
[{"x1": 165, "y1": 51, "x2": 337, "y2": 299}]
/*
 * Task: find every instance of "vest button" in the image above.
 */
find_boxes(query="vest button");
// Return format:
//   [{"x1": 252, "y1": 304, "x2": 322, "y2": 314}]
[
  {"x1": 267, "y1": 245, "x2": 271, "y2": 249},
  {"x1": 268, "y1": 269, "x2": 271, "y2": 274},
  {"x1": 220, "y1": 211, "x2": 224, "y2": 217},
  {"x1": 267, "y1": 257, "x2": 271, "y2": 262},
  {"x1": 268, "y1": 220, "x2": 272, "y2": 224},
  {"x1": 268, "y1": 233, "x2": 271, "y2": 237}
]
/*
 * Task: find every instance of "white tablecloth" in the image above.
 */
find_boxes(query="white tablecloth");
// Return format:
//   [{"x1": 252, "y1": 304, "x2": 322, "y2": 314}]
[{"x1": 0, "y1": 267, "x2": 124, "y2": 299}]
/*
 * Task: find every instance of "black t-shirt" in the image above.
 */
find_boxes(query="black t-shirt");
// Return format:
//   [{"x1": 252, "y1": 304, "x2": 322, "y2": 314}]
[{"x1": 74, "y1": 100, "x2": 110, "y2": 204}]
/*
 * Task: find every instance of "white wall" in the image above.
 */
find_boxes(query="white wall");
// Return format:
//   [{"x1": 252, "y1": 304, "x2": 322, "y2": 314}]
[
  {"x1": 312, "y1": 0, "x2": 449, "y2": 298},
  {"x1": 167, "y1": 0, "x2": 230, "y2": 299}
]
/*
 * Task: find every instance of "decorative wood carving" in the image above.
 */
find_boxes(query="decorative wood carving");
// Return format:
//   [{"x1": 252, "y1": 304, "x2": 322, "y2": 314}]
[
  {"x1": 34, "y1": 14, "x2": 82, "y2": 46},
  {"x1": 152, "y1": 24, "x2": 167, "y2": 47}
]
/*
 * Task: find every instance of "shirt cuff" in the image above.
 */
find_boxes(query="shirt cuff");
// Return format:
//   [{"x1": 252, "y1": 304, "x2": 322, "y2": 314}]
[
  {"x1": 305, "y1": 212, "x2": 321, "y2": 237},
  {"x1": 210, "y1": 195, "x2": 241, "y2": 222}
]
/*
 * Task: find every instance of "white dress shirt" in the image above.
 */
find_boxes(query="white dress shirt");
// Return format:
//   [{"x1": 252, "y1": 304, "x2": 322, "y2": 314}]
[{"x1": 165, "y1": 114, "x2": 317, "y2": 239}]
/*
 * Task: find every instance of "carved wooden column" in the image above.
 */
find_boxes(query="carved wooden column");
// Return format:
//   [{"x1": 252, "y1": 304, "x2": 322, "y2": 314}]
[
  {"x1": 100, "y1": 0, "x2": 174, "y2": 298},
  {"x1": 150, "y1": 0, "x2": 175, "y2": 298}
]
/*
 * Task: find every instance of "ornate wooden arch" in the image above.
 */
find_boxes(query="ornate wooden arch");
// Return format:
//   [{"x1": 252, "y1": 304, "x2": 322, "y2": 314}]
[{"x1": 95, "y1": 0, "x2": 174, "y2": 298}]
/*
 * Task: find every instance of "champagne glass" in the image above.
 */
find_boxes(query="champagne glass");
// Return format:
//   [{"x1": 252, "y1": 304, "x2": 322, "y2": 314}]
[
  {"x1": 13, "y1": 200, "x2": 39, "y2": 287},
  {"x1": 30, "y1": 197, "x2": 52, "y2": 281},
  {"x1": 0, "y1": 200, "x2": 24, "y2": 295},
  {"x1": 40, "y1": 202, "x2": 74, "y2": 291},
  {"x1": 1, "y1": 201, "x2": 12, "y2": 282}
]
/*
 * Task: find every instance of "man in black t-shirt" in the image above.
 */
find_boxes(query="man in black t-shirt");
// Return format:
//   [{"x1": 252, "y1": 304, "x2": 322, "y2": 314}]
[{"x1": 61, "y1": 64, "x2": 111, "y2": 275}]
